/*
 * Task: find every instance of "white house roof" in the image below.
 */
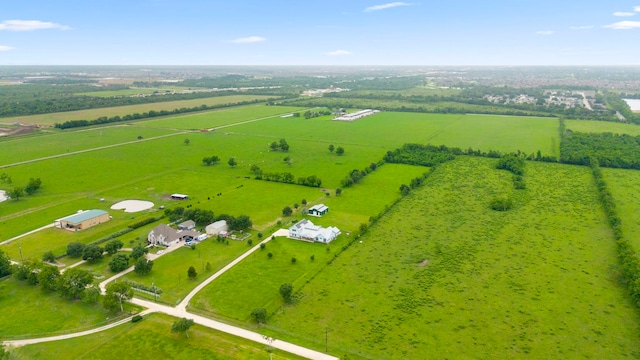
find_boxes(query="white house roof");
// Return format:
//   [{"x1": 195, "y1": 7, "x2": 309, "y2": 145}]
[
  {"x1": 207, "y1": 220, "x2": 227, "y2": 229},
  {"x1": 309, "y1": 204, "x2": 328, "y2": 212}
]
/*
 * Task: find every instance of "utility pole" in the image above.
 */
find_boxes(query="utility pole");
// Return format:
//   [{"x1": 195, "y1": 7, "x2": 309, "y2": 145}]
[
  {"x1": 18, "y1": 242, "x2": 24, "y2": 262},
  {"x1": 152, "y1": 278, "x2": 157, "y2": 302}
]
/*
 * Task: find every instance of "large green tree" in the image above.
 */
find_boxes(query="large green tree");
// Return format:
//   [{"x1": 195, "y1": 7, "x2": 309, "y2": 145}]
[
  {"x1": 171, "y1": 318, "x2": 195, "y2": 338},
  {"x1": 279, "y1": 283, "x2": 293, "y2": 303},
  {"x1": 0, "y1": 249, "x2": 11, "y2": 277},
  {"x1": 131, "y1": 245, "x2": 149, "y2": 260},
  {"x1": 109, "y1": 253, "x2": 130, "y2": 273},
  {"x1": 134, "y1": 258, "x2": 154, "y2": 275},
  {"x1": 82, "y1": 244, "x2": 104, "y2": 263},
  {"x1": 37, "y1": 264, "x2": 60, "y2": 291},
  {"x1": 66, "y1": 242, "x2": 86, "y2": 258},
  {"x1": 58, "y1": 268, "x2": 93, "y2": 299},
  {"x1": 104, "y1": 239, "x2": 123, "y2": 255},
  {"x1": 104, "y1": 282, "x2": 133, "y2": 312}
]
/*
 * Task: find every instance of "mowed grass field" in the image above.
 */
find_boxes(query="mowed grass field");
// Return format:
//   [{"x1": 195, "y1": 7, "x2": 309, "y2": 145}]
[
  {"x1": 565, "y1": 119, "x2": 640, "y2": 136},
  {"x1": 73, "y1": 87, "x2": 194, "y2": 97},
  {"x1": 7, "y1": 313, "x2": 303, "y2": 360},
  {"x1": 0, "y1": 278, "x2": 120, "y2": 339},
  {"x1": 260, "y1": 157, "x2": 640, "y2": 359},
  {"x1": 4, "y1": 95, "x2": 277, "y2": 126}
]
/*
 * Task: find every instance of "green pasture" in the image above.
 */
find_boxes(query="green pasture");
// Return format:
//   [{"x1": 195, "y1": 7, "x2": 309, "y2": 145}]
[
  {"x1": 0, "y1": 278, "x2": 118, "y2": 339},
  {"x1": 0, "y1": 125, "x2": 178, "y2": 166},
  {"x1": 603, "y1": 168, "x2": 640, "y2": 250},
  {"x1": 133, "y1": 104, "x2": 305, "y2": 130},
  {"x1": 189, "y1": 235, "x2": 340, "y2": 323},
  {"x1": 229, "y1": 111, "x2": 559, "y2": 156},
  {"x1": 565, "y1": 119, "x2": 640, "y2": 136},
  {"x1": 122, "y1": 239, "x2": 249, "y2": 305},
  {"x1": 4, "y1": 95, "x2": 276, "y2": 126},
  {"x1": 7, "y1": 313, "x2": 302, "y2": 360},
  {"x1": 262, "y1": 157, "x2": 640, "y2": 359}
]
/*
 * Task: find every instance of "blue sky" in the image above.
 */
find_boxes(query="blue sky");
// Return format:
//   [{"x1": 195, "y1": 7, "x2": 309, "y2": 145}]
[{"x1": 1, "y1": 0, "x2": 639, "y2": 65}]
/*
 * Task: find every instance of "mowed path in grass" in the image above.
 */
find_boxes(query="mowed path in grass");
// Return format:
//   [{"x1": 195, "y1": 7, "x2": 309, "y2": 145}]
[
  {"x1": 565, "y1": 119, "x2": 640, "y2": 136},
  {"x1": 4, "y1": 95, "x2": 277, "y2": 126},
  {"x1": 263, "y1": 157, "x2": 640, "y2": 359},
  {"x1": 603, "y1": 168, "x2": 640, "y2": 250}
]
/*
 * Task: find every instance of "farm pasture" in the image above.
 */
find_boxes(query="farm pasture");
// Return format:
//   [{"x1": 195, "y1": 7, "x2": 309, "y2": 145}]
[{"x1": 565, "y1": 120, "x2": 640, "y2": 136}]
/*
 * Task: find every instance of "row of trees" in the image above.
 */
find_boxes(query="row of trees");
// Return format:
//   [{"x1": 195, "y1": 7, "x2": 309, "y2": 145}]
[
  {"x1": 2, "y1": 177, "x2": 42, "y2": 201},
  {"x1": 340, "y1": 162, "x2": 383, "y2": 188},
  {"x1": 54, "y1": 97, "x2": 277, "y2": 129},
  {"x1": 250, "y1": 164, "x2": 323, "y2": 188},
  {"x1": 270, "y1": 138, "x2": 290, "y2": 152}
]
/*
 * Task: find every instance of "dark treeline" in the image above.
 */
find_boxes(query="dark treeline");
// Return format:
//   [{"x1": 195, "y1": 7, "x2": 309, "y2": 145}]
[
  {"x1": 54, "y1": 97, "x2": 278, "y2": 129},
  {"x1": 560, "y1": 132, "x2": 640, "y2": 169},
  {"x1": 590, "y1": 159, "x2": 640, "y2": 309},
  {"x1": 340, "y1": 161, "x2": 384, "y2": 188},
  {"x1": 603, "y1": 92, "x2": 640, "y2": 124},
  {"x1": 0, "y1": 83, "x2": 257, "y2": 118}
]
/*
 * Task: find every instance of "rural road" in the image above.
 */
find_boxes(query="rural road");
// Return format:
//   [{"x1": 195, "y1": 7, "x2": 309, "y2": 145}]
[{"x1": 3, "y1": 229, "x2": 337, "y2": 359}]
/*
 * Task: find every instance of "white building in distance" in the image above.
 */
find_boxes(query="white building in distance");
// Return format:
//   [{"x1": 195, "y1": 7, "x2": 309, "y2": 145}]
[{"x1": 333, "y1": 109, "x2": 380, "y2": 122}]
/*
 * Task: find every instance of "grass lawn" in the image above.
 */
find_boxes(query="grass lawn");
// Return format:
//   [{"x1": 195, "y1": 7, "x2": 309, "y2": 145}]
[
  {"x1": 122, "y1": 239, "x2": 250, "y2": 305},
  {"x1": 7, "y1": 313, "x2": 303, "y2": 360},
  {"x1": 565, "y1": 119, "x2": 640, "y2": 136},
  {"x1": 603, "y1": 168, "x2": 640, "y2": 250},
  {"x1": 0, "y1": 278, "x2": 121, "y2": 339},
  {"x1": 4, "y1": 95, "x2": 278, "y2": 126},
  {"x1": 189, "y1": 235, "x2": 342, "y2": 324},
  {"x1": 75, "y1": 250, "x2": 132, "y2": 279},
  {"x1": 262, "y1": 157, "x2": 640, "y2": 359}
]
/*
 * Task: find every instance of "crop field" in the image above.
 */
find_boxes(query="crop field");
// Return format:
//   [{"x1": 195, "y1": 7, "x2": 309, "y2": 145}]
[
  {"x1": 4, "y1": 95, "x2": 276, "y2": 126},
  {"x1": 0, "y1": 278, "x2": 119, "y2": 339},
  {"x1": 603, "y1": 168, "x2": 640, "y2": 250},
  {"x1": 8, "y1": 313, "x2": 302, "y2": 360},
  {"x1": 565, "y1": 119, "x2": 640, "y2": 136},
  {"x1": 259, "y1": 157, "x2": 639, "y2": 359}
]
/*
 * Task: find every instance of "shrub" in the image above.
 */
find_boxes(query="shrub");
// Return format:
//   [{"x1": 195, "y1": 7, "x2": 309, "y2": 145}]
[
  {"x1": 490, "y1": 197, "x2": 513, "y2": 211},
  {"x1": 131, "y1": 315, "x2": 143, "y2": 323}
]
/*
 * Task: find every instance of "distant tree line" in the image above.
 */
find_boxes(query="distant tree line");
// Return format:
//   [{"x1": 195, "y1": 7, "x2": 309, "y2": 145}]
[
  {"x1": 250, "y1": 164, "x2": 322, "y2": 188},
  {"x1": 54, "y1": 97, "x2": 279, "y2": 129}
]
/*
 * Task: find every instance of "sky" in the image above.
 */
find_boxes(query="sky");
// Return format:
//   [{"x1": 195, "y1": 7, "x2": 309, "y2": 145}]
[{"x1": 1, "y1": 0, "x2": 640, "y2": 66}]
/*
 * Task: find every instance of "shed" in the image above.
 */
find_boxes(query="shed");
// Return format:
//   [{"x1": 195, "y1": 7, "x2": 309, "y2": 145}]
[
  {"x1": 171, "y1": 194, "x2": 189, "y2": 200},
  {"x1": 206, "y1": 220, "x2": 228, "y2": 236},
  {"x1": 308, "y1": 204, "x2": 329, "y2": 217},
  {"x1": 178, "y1": 220, "x2": 196, "y2": 230}
]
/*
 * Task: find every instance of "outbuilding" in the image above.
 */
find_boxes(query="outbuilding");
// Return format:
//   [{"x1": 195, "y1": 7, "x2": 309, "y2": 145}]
[
  {"x1": 308, "y1": 204, "x2": 329, "y2": 217},
  {"x1": 178, "y1": 220, "x2": 196, "y2": 230},
  {"x1": 206, "y1": 220, "x2": 228, "y2": 236},
  {"x1": 171, "y1": 194, "x2": 189, "y2": 200},
  {"x1": 55, "y1": 210, "x2": 110, "y2": 232}
]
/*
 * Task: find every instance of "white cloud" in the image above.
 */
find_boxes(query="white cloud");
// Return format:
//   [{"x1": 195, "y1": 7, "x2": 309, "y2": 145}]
[
  {"x1": 536, "y1": 30, "x2": 554, "y2": 35},
  {"x1": 604, "y1": 21, "x2": 640, "y2": 29},
  {"x1": 229, "y1": 36, "x2": 266, "y2": 44},
  {"x1": 570, "y1": 25, "x2": 594, "y2": 30},
  {"x1": 635, "y1": 6, "x2": 640, "y2": 12},
  {"x1": 0, "y1": 45, "x2": 15, "y2": 51},
  {"x1": 364, "y1": 2, "x2": 412, "y2": 12},
  {"x1": 614, "y1": 11, "x2": 635, "y2": 17},
  {"x1": 326, "y1": 50, "x2": 353, "y2": 56},
  {"x1": 0, "y1": 20, "x2": 70, "y2": 31}
]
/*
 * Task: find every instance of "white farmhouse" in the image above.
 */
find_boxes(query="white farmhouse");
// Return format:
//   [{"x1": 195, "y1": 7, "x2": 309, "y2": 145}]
[
  {"x1": 148, "y1": 224, "x2": 200, "y2": 246},
  {"x1": 289, "y1": 219, "x2": 340, "y2": 244}
]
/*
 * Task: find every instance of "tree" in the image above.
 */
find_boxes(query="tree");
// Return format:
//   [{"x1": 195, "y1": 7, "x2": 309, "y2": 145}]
[
  {"x1": 8, "y1": 187, "x2": 24, "y2": 201},
  {"x1": 82, "y1": 285, "x2": 100, "y2": 304},
  {"x1": 279, "y1": 138, "x2": 289, "y2": 152},
  {"x1": 269, "y1": 141, "x2": 279, "y2": 151},
  {"x1": 104, "y1": 239, "x2": 123, "y2": 255},
  {"x1": 131, "y1": 245, "x2": 149, "y2": 260},
  {"x1": 0, "y1": 249, "x2": 11, "y2": 277},
  {"x1": 137, "y1": 135, "x2": 143, "y2": 140},
  {"x1": 260, "y1": 243, "x2": 266, "y2": 250},
  {"x1": 42, "y1": 251, "x2": 56, "y2": 263},
  {"x1": 228, "y1": 157, "x2": 237, "y2": 167},
  {"x1": 187, "y1": 266, "x2": 197, "y2": 279},
  {"x1": 400, "y1": 184, "x2": 411, "y2": 196},
  {"x1": 58, "y1": 268, "x2": 93, "y2": 299},
  {"x1": 104, "y1": 281, "x2": 133, "y2": 312},
  {"x1": 82, "y1": 244, "x2": 104, "y2": 263},
  {"x1": 184, "y1": 138, "x2": 190, "y2": 145},
  {"x1": 24, "y1": 178, "x2": 42, "y2": 195},
  {"x1": 67, "y1": 242, "x2": 86, "y2": 258},
  {"x1": 205, "y1": 262, "x2": 211, "y2": 271},
  {"x1": 171, "y1": 318, "x2": 195, "y2": 338},
  {"x1": 301, "y1": 199, "x2": 307, "y2": 206},
  {"x1": 336, "y1": 188, "x2": 342, "y2": 196},
  {"x1": 328, "y1": 144, "x2": 335, "y2": 153},
  {"x1": 230, "y1": 215, "x2": 252, "y2": 230},
  {"x1": 279, "y1": 283, "x2": 293, "y2": 303},
  {"x1": 251, "y1": 308, "x2": 267, "y2": 324},
  {"x1": 284, "y1": 156, "x2": 292, "y2": 166},
  {"x1": 291, "y1": 257, "x2": 297, "y2": 264},
  {"x1": 257, "y1": 232, "x2": 263, "y2": 239},
  {"x1": 134, "y1": 258, "x2": 154, "y2": 275},
  {"x1": 109, "y1": 253, "x2": 130, "y2": 273},
  {"x1": 282, "y1": 206, "x2": 293, "y2": 216},
  {"x1": 335, "y1": 147, "x2": 345, "y2": 156},
  {"x1": 38, "y1": 264, "x2": 60, "y2": 291},
  {"x1": 247, "y1": 239, "x2": 253, "y2": 246}
]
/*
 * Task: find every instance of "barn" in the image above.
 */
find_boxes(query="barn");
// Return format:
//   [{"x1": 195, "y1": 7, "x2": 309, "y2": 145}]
[{"x1": 55, "y1": 210, "x2": 110, "y2": 232}]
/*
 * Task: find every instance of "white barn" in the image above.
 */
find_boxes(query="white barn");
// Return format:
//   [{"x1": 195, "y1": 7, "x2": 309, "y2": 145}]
[
  {"x1": 289, "y1": 219, "x2": 340, "y2": 244},
  {"x1": 205, "y1": 220, "x2": 228, "y2": 236}
]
